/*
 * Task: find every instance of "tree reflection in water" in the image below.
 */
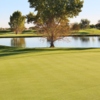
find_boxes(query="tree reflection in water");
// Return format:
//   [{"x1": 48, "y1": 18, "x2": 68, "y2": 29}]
[
  {"x1": 72, "y1": 36, "x2": 79, "y2": 40},
  {"x1": 98, "y1": 37, "x2": 100, "y2": 41},
  {"x1": 80, "y1": 37, "x2": 89, "y2": 42},
  {"x1": 11, "y1": 38, "x2": 25, "y2": 47}
]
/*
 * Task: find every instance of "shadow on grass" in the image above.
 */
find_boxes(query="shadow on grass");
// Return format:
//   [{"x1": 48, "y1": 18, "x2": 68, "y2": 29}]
[
  {"x1": 0, "y1": 46, "x2": 96, "y2": 58},
  {"x1": 0, "y1": 30, "x2": 13, "y2": 35}
]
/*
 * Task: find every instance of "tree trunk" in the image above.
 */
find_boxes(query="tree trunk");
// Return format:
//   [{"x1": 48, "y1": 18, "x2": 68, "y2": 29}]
[
  {"x1": 50, "y1": 41, "x2": 54, "y2": 48},
  {"x1": 49, "y1": 33, "x2": 55, "y2": 47}
]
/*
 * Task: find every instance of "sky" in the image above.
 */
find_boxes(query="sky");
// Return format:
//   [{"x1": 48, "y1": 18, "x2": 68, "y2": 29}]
[{"x1": 0, "y1": 0, "x2": 100, "y2": 28}]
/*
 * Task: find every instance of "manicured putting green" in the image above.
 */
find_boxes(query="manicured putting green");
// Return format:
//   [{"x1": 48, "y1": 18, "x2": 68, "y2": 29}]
[{"x1": 0, "y1": 47, "x2": 100, "y2": 100}]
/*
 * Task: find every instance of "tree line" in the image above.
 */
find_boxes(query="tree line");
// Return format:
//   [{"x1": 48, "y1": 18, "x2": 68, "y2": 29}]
[{"x1": 71, "y1": 19, "x2": 100, "y2": 31}]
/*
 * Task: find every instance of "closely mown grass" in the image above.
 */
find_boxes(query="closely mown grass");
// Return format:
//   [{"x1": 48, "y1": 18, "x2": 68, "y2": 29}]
[
  {"x1": 0, "y1": 46, "x2": 100, "y2": 100},
  {"x1": 0, "y1": 29, "x2": 100, "y2": 37},
  {"x1": 78, "y1": 28, "x2": 100, "y2": 35},
  {"x1": 0, "y1": 30, "x2": 41, "y2": 37}
]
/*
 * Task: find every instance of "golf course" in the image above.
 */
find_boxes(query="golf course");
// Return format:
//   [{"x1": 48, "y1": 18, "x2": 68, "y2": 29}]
[
  {"x1": 1, "y1": 0, "x2": 100, "y2": 99},
  {"x1": 0, "y1": 46, "x2": 100, "y2": 100},
  {"x1": 0, "y1": 29, "x2": 100, "y2": 38}
]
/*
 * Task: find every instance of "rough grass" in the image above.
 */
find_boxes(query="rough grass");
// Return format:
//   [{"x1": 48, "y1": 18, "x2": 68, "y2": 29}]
[{"x1": 0, "y1": 46, "x2": 100, "y2": 100}]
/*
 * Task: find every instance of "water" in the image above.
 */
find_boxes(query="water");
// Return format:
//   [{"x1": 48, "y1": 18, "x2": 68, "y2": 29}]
[{"x1": 0, "y1": 36, "x2": 100, "y2": 48}]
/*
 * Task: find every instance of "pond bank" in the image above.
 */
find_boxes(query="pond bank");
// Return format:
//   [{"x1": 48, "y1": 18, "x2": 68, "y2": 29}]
[{"x1": 0, "y1": 34, "x2": 100, "y2": 38}]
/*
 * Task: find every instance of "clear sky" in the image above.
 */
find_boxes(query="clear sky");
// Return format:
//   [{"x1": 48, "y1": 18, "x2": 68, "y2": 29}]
[{"x1": 0, "y1": 0, "x2": 100, "y2": 28}]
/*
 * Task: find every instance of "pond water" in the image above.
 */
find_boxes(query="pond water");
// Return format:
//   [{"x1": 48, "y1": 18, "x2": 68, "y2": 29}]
[{"x1": 0, "y1": 36, "x2": 100, "y2": 48}]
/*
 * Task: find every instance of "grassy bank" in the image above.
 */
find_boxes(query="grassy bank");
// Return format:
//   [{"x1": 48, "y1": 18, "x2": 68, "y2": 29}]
[
  {"x1": 78, "y1": 28, "x2": 100, "y2": 35},
  {"x1": 0, "y1": 30, "x2": 42, "y2": 38},
  {"x1": 0, "y1": 46, "x2": 100, "y2": 100},
  {"x1": 0, "y1": 29, "x2": 100, "y2": 38}
]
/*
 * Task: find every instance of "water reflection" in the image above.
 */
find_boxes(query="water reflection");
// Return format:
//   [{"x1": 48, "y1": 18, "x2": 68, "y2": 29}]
[
  {"x1": 72, "y1": 36, "x2": 79, "y2": 40},
  {"x1": 0, "y1": 36, "x2": 100, "y2": 48},
  {"x1": 11, "y1": 38, "x2": 25, "y2": 47},
  {"x1": 80, "y1": 37, "x2": 89, "y2": 42},
  {"x1": 98, "y1": 37, "x2": 100, "y2": 41},
  {"x1": 92, "y1": 37, "x2": 95, "y2": 42}
]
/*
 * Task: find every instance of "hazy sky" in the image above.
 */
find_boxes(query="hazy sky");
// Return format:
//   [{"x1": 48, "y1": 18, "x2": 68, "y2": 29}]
[{"x1": 0, "y1": 0, "x2": 100, "y2": 28}]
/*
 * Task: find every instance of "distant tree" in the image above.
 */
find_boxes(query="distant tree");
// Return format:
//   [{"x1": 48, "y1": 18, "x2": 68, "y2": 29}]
[
  {"x1": 71, "y1": 23, "x2": 80, "y2": 32},
  {"x1": 96, "y1": 24, "x2": 100, "y2": 30},
  {"x1": 9, "y1": 11, "x2": 26, "y2": 34},
  {"x1": 80, "y1": 19, "x2": 90, "y2": 29},
  {"x1": 95, "y1": 20, "x2": 100, "y2": 29},
  {"x1": 90, "y1": 24, "x2": 95, "y2": 28},
  {"x1": 27, "y1": 0, "x2": 84, "y2": 47}
]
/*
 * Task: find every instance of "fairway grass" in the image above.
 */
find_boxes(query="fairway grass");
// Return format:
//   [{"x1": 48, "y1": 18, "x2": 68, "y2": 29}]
[
  {"x1": 0, "y1": 29, "x2": 100, "y2": 37},
  {"x1": 0, "y1": 47, "x2": 100, "y2": 100},
  {"x1": 78, "y1": 29, "x2": 100, "y2": 35},
  {"x1": 0, "y1": 30, "x2": 42, "y2": 38}
]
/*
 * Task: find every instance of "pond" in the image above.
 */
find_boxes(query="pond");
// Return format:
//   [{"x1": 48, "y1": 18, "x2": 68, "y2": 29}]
[{"x1": 0, "y1": 36, "x2": 100, "y2": 48}]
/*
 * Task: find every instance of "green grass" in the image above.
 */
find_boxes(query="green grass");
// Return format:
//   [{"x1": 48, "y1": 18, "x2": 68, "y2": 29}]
[
  {"x1": 0, "y1": 30, "x2": 42, "y2": 37},
  {"x1": 0, "y1": 46, "x2": 100, "y2": 100},
  {"x1": 1, "y1": 28, "x2": 100, "y2": 37},
  {"x1": 78, "y1": 28, "x2": 100, "y2": 35}
]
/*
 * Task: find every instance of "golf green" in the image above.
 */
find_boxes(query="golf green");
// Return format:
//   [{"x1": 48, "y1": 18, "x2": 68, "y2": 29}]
[{"x1": 0, "y1": 47, "x2": 100, "y2": 100}]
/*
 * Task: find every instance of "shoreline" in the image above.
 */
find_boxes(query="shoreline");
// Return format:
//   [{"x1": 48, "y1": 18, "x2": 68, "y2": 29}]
[{"x1": 0, "y1": 34, "x2": 100, "y2": 38}]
